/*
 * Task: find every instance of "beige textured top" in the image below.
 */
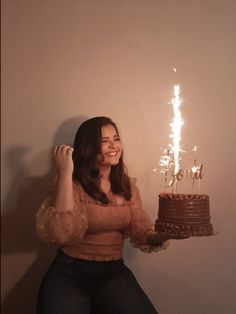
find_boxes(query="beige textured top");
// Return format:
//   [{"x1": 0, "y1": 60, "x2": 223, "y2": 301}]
[{"x1": 36, "y1": 179, "x2": 168, "y2": 261}]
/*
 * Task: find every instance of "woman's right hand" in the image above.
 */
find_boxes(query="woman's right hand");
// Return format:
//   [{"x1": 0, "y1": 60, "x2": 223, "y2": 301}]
[{"x1": 53, "y1": 145, "x2": 74, "y2": 176}]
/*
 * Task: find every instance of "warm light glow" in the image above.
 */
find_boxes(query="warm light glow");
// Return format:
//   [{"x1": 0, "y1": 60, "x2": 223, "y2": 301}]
[
  {"x1": 192, "y1": 165, "x2": 198, "y2": 173},
  {"x1": 170, "y1": 85, "x2": 183, "y2": 174},
  {"x1": 159, "y1": 149, "x2": 171, "y2": 171},
  {"x1": 156, "y1": 86, "x2": 204, "y2": 193}
]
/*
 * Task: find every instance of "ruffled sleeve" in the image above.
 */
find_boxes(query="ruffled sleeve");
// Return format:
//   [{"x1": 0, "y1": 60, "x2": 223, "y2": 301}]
[
  {"x1": 127, "y1": 178, "x2": 169, "y2": 253},
  {"x1": 36, "y1": 183, "x2": 88, "y2": 246}
]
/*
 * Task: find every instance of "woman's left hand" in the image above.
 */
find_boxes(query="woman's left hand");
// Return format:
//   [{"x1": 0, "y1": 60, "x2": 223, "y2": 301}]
[{"x1": 146, "y1": 230, "x2": 190, "y2": 246}]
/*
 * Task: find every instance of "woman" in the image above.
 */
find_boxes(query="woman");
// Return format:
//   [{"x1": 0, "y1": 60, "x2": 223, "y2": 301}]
[{"x1": 36, "y1": 116, "x2": 171, "y2": 314}]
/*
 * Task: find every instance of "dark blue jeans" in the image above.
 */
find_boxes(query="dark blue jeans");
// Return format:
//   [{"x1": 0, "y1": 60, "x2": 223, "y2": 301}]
[{"x1": 37, "y1": 250, "x2": 158, "y2": 314}]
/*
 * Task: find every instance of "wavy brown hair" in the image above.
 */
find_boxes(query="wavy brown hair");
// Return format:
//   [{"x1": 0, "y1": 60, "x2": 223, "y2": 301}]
[{"x1": 72, "y1": 116, "x2": 131, "y2": 203}]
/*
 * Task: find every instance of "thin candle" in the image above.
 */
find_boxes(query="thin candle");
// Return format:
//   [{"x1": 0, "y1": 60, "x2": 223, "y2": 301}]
[{"x1": 192, "y1": 159, "x2": 197, "y2": 192}]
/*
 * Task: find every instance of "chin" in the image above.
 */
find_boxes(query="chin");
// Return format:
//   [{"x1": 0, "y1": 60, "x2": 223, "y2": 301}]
[{"x1": 103, "y1": 158, "x2": 120, "y2": 167}]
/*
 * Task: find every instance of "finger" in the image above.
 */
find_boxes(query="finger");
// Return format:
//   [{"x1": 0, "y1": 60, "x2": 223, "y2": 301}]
[
  {"x1": 53, "y1": 145, "x2": 61, "y2": 156},
  {"x1": 156, "y1": 232, "x2": 190, "y2": 240},
  {"x1": 66, "y1": 147, "x2": 74, "y2": 156},
  {"x1": 56, "y1": 145, "x2": 68, "y2": 155},
  {"x1": 58, "y1": 145, "x2": 72, "y2": 156},
  {"x1": 170, "y1": 235, "x2": 190, "y2": 240}
]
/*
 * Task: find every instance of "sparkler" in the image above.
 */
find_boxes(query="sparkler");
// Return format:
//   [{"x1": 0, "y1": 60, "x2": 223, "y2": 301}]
[
  {"x1": 170, "y1": 84, "x2": 183, "y2": 175},
  {"x1": 157, "y1": 84, "x2": 204, "y2": 194},
  {"x1": 159, "y1": 148, "x2": 173, "y2": 192}
]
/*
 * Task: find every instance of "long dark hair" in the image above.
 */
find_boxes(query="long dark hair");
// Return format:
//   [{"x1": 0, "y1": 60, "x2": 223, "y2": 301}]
[{"x1": 72, "y1": 116, "x2": 131, "y2": 203}]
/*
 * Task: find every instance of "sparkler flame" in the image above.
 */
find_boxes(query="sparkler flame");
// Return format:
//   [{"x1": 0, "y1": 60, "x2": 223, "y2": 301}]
[
  {"x1": 156, "y1": 85, "x2": 204, "y2": 194},
  {"x1": 192, "y1": 165, "x2": 198, "y2": 173},
  {"x1": 159, "y1": 150, "x2": 172, "y2": 173},
  {"x1": 170, "y1": 85, "x2": 183, "y2": 174}
]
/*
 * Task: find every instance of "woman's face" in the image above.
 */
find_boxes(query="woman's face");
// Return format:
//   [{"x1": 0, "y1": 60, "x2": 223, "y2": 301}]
[{"x1": 99, "y1": 124, "x2": 122, "y2": 167}]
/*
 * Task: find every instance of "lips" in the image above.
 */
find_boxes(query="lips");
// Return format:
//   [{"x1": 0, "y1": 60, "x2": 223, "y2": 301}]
[{"x1": 106, "y1": 151, "x2": 119, "y2": 156}]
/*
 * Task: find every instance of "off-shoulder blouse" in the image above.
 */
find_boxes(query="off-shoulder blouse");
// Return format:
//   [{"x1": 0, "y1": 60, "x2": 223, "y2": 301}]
[{"x1": 36, "y1": 179, "x2": 168, "y2": 261}]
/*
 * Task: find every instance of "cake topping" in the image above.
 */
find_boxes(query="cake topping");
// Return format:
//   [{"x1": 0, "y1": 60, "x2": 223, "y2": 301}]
[{"x1": 159, "y1": 193, "x2": 209, "y2": 200}]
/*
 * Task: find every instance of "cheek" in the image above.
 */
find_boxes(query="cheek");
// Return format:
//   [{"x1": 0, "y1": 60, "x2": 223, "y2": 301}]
[
  {"x1": 100, "y1": 146, "x2": 107, "y2": 157},
  {"x1": 101, "y1": 143, "x2": 108, "y2": 152},
  {"x1": 118, "y1": 144, "x2": 123, "y2": 154}
]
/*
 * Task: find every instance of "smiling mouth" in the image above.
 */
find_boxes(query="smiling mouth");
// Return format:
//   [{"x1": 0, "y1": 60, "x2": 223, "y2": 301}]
[{"x1": 106, "y1": 151, "x2": 119, "y2": 156}]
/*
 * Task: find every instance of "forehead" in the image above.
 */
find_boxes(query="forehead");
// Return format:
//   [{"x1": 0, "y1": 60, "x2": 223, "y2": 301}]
[{"x1": 101, "y1": 124, "x2": 118, "y2": 137}]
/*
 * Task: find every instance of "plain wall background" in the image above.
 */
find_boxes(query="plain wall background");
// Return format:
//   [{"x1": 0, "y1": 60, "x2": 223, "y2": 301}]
[{"x1": 2, "y1": 0, "x2": 236, "y2": 313}]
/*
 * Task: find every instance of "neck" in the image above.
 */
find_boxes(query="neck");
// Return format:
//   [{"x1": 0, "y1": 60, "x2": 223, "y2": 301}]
[
  {"x1": 99, "y1": 166, "x2": 112, "y2": 194},
  {"x1": 99, "y1": 165, "x2": 111, "y2": 180}
]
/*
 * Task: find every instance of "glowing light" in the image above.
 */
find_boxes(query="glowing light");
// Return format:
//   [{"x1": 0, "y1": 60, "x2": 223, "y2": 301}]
[
  {"x1": 170, "y1": 85, "x2": 183, "y2": 174},
  {"x1": 159, "y1": 150, "x2": 172, "y2": 169},
  {"x1": 156, "y1": 86, "x2": 204, "y2": 194}
]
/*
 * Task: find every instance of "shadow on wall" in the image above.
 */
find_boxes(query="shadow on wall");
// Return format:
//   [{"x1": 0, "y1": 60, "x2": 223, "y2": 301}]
[{"x1": 1, "y1": 116, "x2": 88, "y2": 314}]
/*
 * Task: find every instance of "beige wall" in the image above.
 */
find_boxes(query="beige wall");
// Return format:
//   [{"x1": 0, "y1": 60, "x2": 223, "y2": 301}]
[{"x1": 2, "y1": 0, "x2": 236, "y2": 313}]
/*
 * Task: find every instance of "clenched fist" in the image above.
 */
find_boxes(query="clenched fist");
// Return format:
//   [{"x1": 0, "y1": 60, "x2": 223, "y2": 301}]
[{"x1": 53, "y1": 145, "x2": 74, "y2": 176}]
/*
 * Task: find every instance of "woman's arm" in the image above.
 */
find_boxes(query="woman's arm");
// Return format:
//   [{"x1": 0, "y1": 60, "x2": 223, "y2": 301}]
[
  {"x1": 36, "y1": 145, "x2": 88, "y2": 246},
  {"x1": 52, "y1": 145, "x2": 74, "y2": 211},
  {"x1": 127, "y1": 179, "x2": 170, "y2": 252},
  {"x1": 146, "y1": 229, "x2": 190, "y2": 245},
  {"x1": 145, "y1": 230, "x2": 171, "y2": 246}
]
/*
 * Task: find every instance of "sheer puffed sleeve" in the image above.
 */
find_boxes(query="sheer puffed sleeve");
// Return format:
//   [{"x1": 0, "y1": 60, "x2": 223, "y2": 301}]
[
  {"x1": 127, "y1": 179, "x2": 169, "y2": 253},
  {"x1": 36, "y1": 183, "x2": 88, "y2": 246}
]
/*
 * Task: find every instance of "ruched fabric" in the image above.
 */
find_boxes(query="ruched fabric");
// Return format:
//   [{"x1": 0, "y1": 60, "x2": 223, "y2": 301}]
[
  {"x1": 36, "y1": 184, "x2": 88, "y2": 246},
  {"x1": 36, "y1": 179, "x2": 168, "y2": 260}
]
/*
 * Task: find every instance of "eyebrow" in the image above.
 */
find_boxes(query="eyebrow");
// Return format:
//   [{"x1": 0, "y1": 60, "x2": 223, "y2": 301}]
[{"x1": 101, "y1": 135, "x2": 119, "y2": 139}]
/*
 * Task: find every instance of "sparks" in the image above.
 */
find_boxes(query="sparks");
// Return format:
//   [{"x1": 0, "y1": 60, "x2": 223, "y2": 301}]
[{"x1": 170, "y1": 85, "x2": 183, "y2": 174}]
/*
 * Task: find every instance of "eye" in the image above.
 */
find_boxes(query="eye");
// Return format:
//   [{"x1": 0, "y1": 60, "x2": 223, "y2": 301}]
[{"x1": 114, "y1": 137, "x2": 120, "y2": 141}]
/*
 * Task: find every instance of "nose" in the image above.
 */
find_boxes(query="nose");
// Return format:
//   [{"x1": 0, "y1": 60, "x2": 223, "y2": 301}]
[{"x1": 108, "y1": 140, "x2": 115, "y2": 148}]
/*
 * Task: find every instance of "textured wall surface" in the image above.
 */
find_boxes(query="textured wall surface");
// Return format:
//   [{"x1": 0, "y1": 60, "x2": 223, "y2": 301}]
[{"x1": 2, "y1": 1, "x2": 236, "y2": 313}]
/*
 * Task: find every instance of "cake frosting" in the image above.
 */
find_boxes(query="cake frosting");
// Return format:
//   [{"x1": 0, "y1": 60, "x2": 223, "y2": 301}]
[{"x1": 155, "y1": 193, "x2": 214, "y2": 237}]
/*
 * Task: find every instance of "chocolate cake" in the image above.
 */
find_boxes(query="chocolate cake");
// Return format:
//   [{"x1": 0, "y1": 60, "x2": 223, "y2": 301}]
[{"x1": 155, "y1": 193, "x2": 214, "y2": 237}]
